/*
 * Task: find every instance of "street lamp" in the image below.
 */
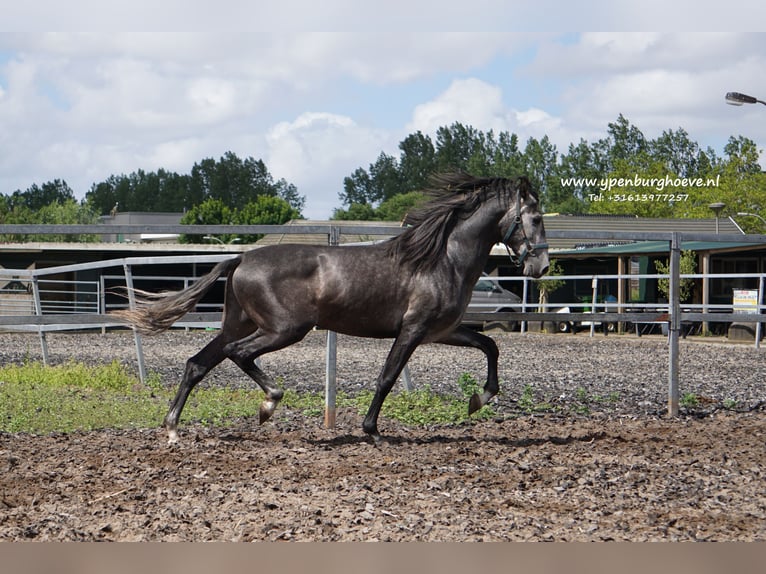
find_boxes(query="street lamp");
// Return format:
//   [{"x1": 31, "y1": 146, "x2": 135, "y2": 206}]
[
  {"x1": 709, "y1": 202, "x2": 725, "y2": 234},
  {"x1": 725, "y1": 91, "x2": 766, "y2": 106},
  {"x1": 737, "y1": 212, "x2": 766, "y2": 227},
  {"x1": 203, "y1": 235, "x2": 241, "y2": 244}
]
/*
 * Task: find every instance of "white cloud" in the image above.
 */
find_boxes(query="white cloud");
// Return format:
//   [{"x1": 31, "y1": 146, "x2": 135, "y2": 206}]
[
  {"x1": 1, "y1": 30, "x2": 765, "y2": 220},
  {"x1": 266, "y1": 112, "x2": 392, "y2": 218},
  {"x1": 408, "y1": 78, "x2": 512, "y2": 134}
]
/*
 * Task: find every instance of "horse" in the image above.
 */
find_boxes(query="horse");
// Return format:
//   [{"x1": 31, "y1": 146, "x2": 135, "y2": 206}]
[{"x1": 112, "y1": 172, "x2": 549, "y2": 444}]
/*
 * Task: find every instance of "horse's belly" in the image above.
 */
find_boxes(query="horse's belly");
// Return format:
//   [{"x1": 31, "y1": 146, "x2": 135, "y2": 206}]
[{"x1": 316, "y1": 303, "x2": 401, "y2": 338}]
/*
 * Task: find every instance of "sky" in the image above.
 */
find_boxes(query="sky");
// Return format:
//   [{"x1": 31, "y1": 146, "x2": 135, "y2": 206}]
[{"x1": 2, "y1": 7, "x2": 766, "y2": 219}]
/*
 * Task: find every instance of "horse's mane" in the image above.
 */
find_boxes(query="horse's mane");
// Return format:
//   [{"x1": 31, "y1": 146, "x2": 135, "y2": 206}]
[{"x1": 384, "y1": 172, "x2": 534, "y2": 272}]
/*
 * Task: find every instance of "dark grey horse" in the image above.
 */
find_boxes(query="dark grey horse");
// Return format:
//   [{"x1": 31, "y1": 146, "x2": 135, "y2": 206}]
[{"x1": 114, "y1": 173, "x2": 549, "y2": 443}]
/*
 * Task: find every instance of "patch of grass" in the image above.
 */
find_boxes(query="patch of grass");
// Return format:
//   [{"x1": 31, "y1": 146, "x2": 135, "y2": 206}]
[
  {"x1": 680, "y1": 392, "x2": 699, "y2": 408},
  {"x1": 0, "y1": 362, "x2": 495, "y2": 434},
  {"x1": 517, "y1": 384, "x2": 554, "y2": 413},
  {"x1": 569, "y1": 388, "x2": 622, "y2": 416},
  {"x1": 0, "y1": 360, "x2": 164, "y2": 433},
  {"x1": 350, "y1": 384, "x2": 495, "y2": 426}
]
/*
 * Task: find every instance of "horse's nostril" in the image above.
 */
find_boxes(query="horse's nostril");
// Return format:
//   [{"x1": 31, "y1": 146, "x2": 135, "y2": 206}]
[{"x1": 540, "y1": 265, "x2": 550, "y2": 277}]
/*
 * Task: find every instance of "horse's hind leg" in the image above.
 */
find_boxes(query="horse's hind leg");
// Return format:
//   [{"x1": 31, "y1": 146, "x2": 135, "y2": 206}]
[
  {"x1": 434, "y1": 326, "x2": 500, "y2": 414},
  {"x1": 223, "y1": 326, "x2": 313, "y2": 425},
  {"x1": 164, "y1": 333, "x2": 228, "y2": 444}
]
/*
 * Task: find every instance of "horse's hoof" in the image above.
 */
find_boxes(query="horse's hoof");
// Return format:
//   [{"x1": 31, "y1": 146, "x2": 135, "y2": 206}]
[
  {"x1": 167, "y1": 428, "x2": 180, "y2": 445},
  {"x1": 259, "y1": 399, "x2": 277, "y2": 424},
  {"x1": 468, "y1": 393, "x2": 484, "y2": 415},
  {"x1": 368, "y1": 432, "x2": 384, "y2": 446}
]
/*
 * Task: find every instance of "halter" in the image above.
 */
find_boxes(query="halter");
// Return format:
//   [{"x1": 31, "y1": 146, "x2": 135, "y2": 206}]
[{"x1": 501, "y1": 190, "x2": 548, "y2": 267}]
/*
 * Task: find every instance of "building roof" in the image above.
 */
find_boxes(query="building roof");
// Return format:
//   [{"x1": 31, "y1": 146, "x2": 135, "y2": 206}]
[
  {"x1": 254, "y1": 219, "x2": 402, "y2": 246},
  {"x1": 555, "y1": 240, "x2": 766, "y2": 257},
  {"x1": 541, "y1": 214, "x2": 743, "y2": 251}
]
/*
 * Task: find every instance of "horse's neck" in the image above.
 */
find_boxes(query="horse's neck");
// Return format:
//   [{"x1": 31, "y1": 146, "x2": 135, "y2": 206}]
[{"x1": 446, "y1": 205, "x2": 504, "y2": 278}]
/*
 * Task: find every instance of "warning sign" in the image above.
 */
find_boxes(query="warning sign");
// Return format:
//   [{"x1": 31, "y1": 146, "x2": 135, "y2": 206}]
[{"x1": 733, "y1": 289, "x2": 759, "y2": 314}]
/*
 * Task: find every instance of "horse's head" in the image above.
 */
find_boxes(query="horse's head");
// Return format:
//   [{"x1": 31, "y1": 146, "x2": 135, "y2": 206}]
[{"x1": 500, "y1": 177, "x2": 549, "y2": 278}]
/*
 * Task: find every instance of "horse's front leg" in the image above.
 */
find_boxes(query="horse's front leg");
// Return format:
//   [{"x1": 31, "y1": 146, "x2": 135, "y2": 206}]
[
  {"x1": 434, "y1": 326, "x2": 500, "y2": 415},
  {"x1": 363, "y1": 330, "x2": 424, "y2": 442}
]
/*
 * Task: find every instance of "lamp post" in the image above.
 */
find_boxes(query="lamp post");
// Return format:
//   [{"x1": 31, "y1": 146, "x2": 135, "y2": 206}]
[
  {"x1": 709, "y1": 202, "x2": 725, "y2": 234},
  {"x1": 203, "y1": 235, "x2": 241, "y2": 244},
  {"x1": 725, "y1": 91, "x2": 766, "y2": 106},
  {"x1": 737, "y1": 212, "x2": 766, "y2": 229}
]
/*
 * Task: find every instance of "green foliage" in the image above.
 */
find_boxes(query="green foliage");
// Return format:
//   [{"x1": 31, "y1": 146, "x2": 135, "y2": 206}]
[
  {"x1": 680, "y1": 392, "x2": 699, "y2": 408},
  {"x1": 654, "y1": 250, "x2": 697, "y2": 303},
  {"x1": 517, "y1": 384, "x2": 554, "y2": 413},
  {"x1": 0, "y1": 362, "x2": 495, "y2": 434},
  {"x1": 234, "y1": 195, "x2": 302, "y2": 242},
  {"x1": 0, "y1": 360, "x2": 161, "y2": 433},
  {"x1": 534, "y1": 259, "x2": 565, "y2": 311},
  {"x1": 332, "y1": 191, "x2": 427, "y2": 222},
  {"x1": 0, "y1": 194, "x2": 99, "y2": 242},
  {"x1": 179, "y1": 196, "x2": 301, "y2": 244},
  {"x1": 341, "y1": 115, "x2": 764, "y2": 220},
  {"x1": 84, "y1": 152, "x2": 304, "y2": 216}
]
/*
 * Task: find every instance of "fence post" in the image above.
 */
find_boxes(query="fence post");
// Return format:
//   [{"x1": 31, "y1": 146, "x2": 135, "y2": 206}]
[
  {"x1": 30, "y1": 276, "x2": 50, "y2": 365},
  {"x1": 756, "y1": 276, "x2": 764, "y2": 350},
  {"x1": 520, "y1": 277, "x2": 529, "y2": 334},
  {"x1": 325, "y1": 330, "x2": 337, "y2": 428},
  {"x1": 589, "y1": 276, "x2": 598, "y2": 337},
  {"x1": 123, "y1": 262, "x2": 147, "y2": 385},
  {"x1": 668, "y1": 233, "x2": 681, "y2": 416},
  {"x1": 324, "y1": 226, "x2": 341, "y2": 428}
]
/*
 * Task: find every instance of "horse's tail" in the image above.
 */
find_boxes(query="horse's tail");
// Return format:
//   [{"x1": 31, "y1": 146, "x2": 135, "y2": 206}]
[{"x1": 111, "y1": 255, "x2": 242, "y2": 335}]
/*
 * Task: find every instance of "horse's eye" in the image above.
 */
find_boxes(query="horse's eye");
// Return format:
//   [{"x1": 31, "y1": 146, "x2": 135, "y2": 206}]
[{"x1": 532, "y1": 215, "x2": 542, "y2": 225}]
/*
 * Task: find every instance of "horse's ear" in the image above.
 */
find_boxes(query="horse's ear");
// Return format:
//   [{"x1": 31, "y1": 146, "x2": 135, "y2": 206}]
[{"x1": 518, "y1": 176, "x2": 531, "y2": 200}]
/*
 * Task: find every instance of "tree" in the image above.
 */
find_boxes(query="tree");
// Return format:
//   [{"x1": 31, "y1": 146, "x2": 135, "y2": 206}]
[
  {"x1": 535, "y1": 259, "x2": 565, "y2": 313},
  {"x1": 85, "y1": 152, "x2": 304, "y2": 216},
  {"x1": 9, "y1": 180, "x2": 75, "y2": 212},
  {"x1": 179, "y1": 196, "x2": 301, "y2": 244},
  {"x1": 375, "y1": 191, "x2": 427, "y2": 222},
  {"x1": 340, "y1": 168, "x2": 374, "y2": 207},
  {"x1": 331, "y1": 203, "x2": 376, "y2": 221},
  {"x1": 434, "y1": 123, "x2": 482, "y2": 172},
  {"x1": 522, "y1": 135, "x2": 558, "y2": 210},
  {"x1": 179, "y1": 198, "x2": 234, "y2": 244},
  {"x1": 234, "y1": 196, "x2": 302, "y2": 243},
  {"x1": 549, "y1": 139, "x2": 598, "y2": 214},
  {"x1": 398, "y1": 131, "x2": 437, "y2": 191},
  {"x1": 654, "y1": 250, "x2": 696, "y2": 303},
  {"x1": 0, "y1": 198, "x2": 98, "y2": 242}
]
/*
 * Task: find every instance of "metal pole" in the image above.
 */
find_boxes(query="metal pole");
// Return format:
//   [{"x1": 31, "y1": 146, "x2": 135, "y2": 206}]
[
  {"x1": 668, "y1": 233, "x2": 681, "y2": 416},
  {"x1": 400, "y1": 364, "x2": 414, "y2": 391},
  {"x1": 123, "y1": 262, "x2": 147, "y2": 385},
  {"x1": 30, "y1": 276, "x2": 49, "y2": 365},
  {"x1": 756, "y1": 275, "x2": 764, "y2": 350},
  {"x1": 324, "y1": 226, "x2": 341, "y2": 428},
  {"x1": 520, "y1": 277, "x2": 528, "y2": 334},
  {"x1": 589, "y1": 277, "x2": 597, "y2": 337},
  {"x1": 324, "y1": 330, "x2": 337, "y2": 428}
]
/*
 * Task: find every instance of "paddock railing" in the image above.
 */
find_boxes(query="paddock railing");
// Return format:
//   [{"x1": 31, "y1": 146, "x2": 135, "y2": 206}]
[{"x1": 2, "y1": 224, "x2": 766, "y2": 423}]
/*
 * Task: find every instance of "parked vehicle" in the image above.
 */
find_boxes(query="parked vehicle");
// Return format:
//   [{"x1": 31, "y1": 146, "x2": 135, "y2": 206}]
[
  {"x1": 464, "y1": 276, "x2": 522, "y2": 332},
  {"x1": 554, "y1": 294, "x2": 617, "y2": 333}
]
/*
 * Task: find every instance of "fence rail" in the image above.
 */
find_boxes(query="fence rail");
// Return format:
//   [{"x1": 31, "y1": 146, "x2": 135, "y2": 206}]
[{"x1": 3, "y1": 225, "x2": 766, "y2": 424}]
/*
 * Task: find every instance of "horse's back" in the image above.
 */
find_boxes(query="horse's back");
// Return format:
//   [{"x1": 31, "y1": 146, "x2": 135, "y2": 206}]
[{"x1": 231, "y1": 243, "x2": 411, "y2": 337}]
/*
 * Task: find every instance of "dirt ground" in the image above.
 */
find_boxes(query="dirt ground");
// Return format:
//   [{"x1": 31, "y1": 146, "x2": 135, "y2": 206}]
[{"x1": 1, "y1": 407, "x2": 764, "y2": 541}]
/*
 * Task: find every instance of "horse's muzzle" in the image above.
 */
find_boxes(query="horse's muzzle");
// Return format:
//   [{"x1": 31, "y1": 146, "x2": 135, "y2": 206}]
[{"x1": 524, "y1": 253, "x2": 550, "y2": 279}]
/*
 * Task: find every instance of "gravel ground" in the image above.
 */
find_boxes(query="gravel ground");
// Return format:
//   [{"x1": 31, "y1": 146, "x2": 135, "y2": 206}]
[
  {"x1": 2, "y1": 329, "x2": 764, "y2": 542},
  {"x1": 4, "y1": 328, "x2": 764, "y2": 418}
]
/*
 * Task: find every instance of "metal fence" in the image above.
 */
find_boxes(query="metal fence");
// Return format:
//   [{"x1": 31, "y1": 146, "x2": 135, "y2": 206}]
[{"x1": 2, "y1": 224, "x2": 766, "y2": 424}]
